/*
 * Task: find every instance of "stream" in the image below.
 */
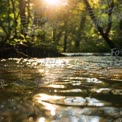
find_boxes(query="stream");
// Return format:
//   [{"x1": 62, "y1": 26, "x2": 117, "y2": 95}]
[{"x1": 0, "y1": 54, "x2": 122, "y2": 122}]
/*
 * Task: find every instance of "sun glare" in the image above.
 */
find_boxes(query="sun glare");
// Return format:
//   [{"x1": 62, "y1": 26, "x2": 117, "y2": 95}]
[
  {"x1": 44, "y1": 0, "x2": 60, "y2": 5},
  {"x1": 44, "y1": 0, "x2": 67, "y2": 6}
]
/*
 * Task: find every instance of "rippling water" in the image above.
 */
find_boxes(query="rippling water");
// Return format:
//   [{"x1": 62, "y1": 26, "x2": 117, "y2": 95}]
[{"x1": 0, "y1": 55, "x2": 122, "y2": 122}]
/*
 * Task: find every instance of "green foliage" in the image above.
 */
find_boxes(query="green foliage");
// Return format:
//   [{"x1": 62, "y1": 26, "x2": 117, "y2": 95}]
[{"x1": 0, "y1": 0, "x2": 121, "y2": 53}]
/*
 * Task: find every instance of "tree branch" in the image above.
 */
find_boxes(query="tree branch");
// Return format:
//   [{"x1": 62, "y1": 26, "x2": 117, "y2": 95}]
[
  {"x1": 15, "y1": 48, "x2": 30, "y2": 58},
  {"x1": 83, "y1": 0, "x2": 105, "y2": 35},
  {"x1": 0, "y1": 24, "x2": 8, "y2": 36},
  {"x1": 105, "y1": 0, "x2": 114, "y2": 35},
  {"x1": 83, "y1": 0, "x2": 117, "y2": 48}
]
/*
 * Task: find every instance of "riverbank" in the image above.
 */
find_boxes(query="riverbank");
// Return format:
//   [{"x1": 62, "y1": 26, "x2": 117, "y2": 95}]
[{"x1": 0, "y1": 44, "x2": 64, "y2": 58}]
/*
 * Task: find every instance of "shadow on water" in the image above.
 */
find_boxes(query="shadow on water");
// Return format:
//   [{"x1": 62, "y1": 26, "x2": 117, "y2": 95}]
[{"x1": 0, "y1": 55, "x2": 122, "y2": 122}]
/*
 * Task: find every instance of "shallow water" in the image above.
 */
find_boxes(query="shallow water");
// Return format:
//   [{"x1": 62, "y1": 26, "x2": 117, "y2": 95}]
[{"x1": 0, "y1": 55, "x2": 122, "y2": 122}]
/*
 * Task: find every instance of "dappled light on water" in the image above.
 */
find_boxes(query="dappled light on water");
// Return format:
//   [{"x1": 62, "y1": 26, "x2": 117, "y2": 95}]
[
  {"x1": 33, "y1": 94, "x2": 111, "y2": 107},
  {"x1": 38, "y1": 117, "x2": 45, "y2": 122},
  {"x1": 0, "y1": 56, "x2": 122, "y2": 121}
]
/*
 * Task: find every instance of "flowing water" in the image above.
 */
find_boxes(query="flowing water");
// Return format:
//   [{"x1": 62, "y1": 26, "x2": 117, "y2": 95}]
[{"x1": 0, "y1": 55, "x2": 122, "y2": 122}]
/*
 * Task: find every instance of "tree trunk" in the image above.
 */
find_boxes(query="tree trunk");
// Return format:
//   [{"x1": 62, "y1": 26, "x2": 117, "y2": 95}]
[
  {"x1": 83, "y1": 0, "x2": 117, "y2": 49},
  {"x1": 19, "y1": 0, "x2": 26, "y2": 26},
  {"x1": 63, "y1": 30, "x2": 68, "y2": 52},
  {"x1": 120, "y1": 20, "x2": 122, "y2": 30},
  {"x1": 75, "y1": 12, "x2": 86, "y2": 49}
]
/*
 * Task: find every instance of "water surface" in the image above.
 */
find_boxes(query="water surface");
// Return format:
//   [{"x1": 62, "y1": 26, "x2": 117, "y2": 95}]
[{"x1": 0, "y1": 55, "x2": 122, "y2": 122}]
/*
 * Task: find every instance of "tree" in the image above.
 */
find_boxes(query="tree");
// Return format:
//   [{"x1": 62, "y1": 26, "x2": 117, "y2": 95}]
[
  {"x1": 83, "y1": 0, "x2": 119, "y2": 49},
  {"x1": 75, "y1": 11, "x2": 86, "y2": 49}
]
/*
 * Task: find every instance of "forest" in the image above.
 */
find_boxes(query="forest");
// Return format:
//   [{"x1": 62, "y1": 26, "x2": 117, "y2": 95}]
[
  {"x1": 0, "y1": 0, "x2": 122, "y2": 57},
  {"x1": 0, "y1": 1, "x2": 122, "y2": 122}
]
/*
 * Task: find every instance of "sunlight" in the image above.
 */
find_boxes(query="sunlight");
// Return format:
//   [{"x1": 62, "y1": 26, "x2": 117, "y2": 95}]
[
  {"x1": 44, "y1": 0, "x2": 60, "y2": 5},
  {"x1": 43, "y1": 0, "x2": 68, "y2": 6},
  {"x1": 38, "y1": 117, "x2": 45, "y2": 122},
  {"x1": 35, "y1": 93, "x2": 64, "y2": 101},
  {"x1": 33, "y1": 94, "x2": 58, "y2": 116}
]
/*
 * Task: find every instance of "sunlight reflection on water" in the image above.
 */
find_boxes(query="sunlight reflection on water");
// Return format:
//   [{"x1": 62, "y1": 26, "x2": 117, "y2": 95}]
[{"x1": 0, "y1": 55, "x2": 122, "y2": 122}]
